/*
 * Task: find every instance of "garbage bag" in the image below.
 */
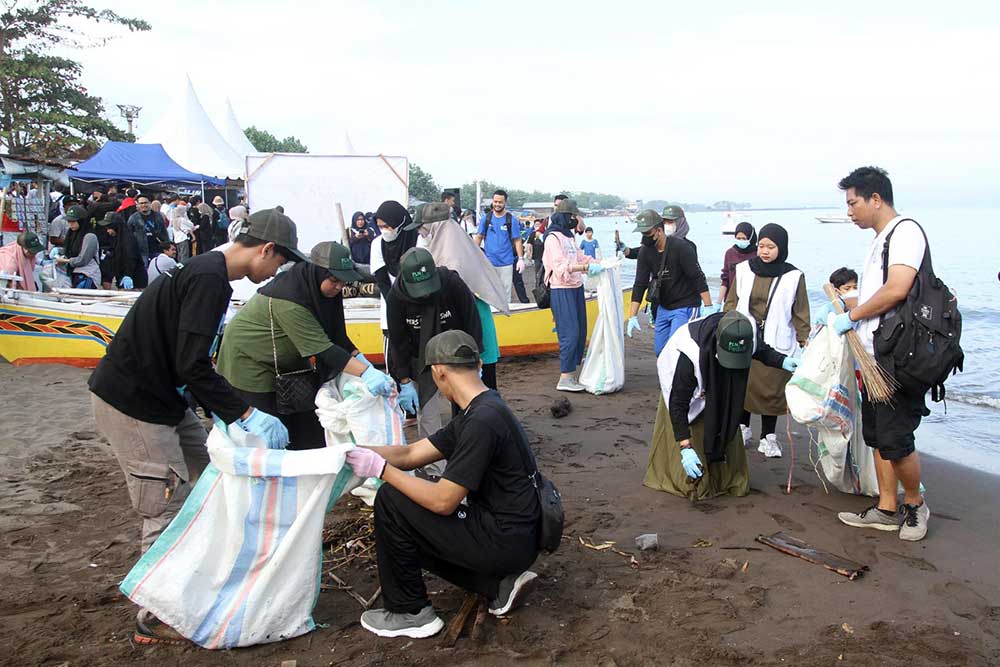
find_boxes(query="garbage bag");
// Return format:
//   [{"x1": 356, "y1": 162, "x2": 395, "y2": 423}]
[{"x1": 579, "y1": 260, "x2": 625, "y2": 395}]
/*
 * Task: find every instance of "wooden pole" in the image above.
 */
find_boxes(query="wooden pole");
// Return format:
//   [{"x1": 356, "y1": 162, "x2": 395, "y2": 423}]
[{"x1": 335, "y1": 203, "x2": 349, "y2": 245}]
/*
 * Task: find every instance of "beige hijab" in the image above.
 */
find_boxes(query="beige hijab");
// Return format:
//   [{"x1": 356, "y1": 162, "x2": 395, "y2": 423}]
[{"x1": 421, "y1": 220, "x2": 510, "y2": 315}]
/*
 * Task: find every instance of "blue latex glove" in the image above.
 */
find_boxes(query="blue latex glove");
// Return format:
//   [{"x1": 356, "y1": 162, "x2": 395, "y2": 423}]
[
  {"x1": 781, "y1": 357, "x2": 800, "y2": 373},
  {"x1": 680, "y1": 447, "x2": 703, "y2": 479},
  {"x1": 237, "y1": 408, "x2": 289, "y2": 450},
  {"x1": 626, "y1": 316, "x2": 641, "y2": 338},
  {"x1": 361, "y1": 365, "x2": 394, "y2": 396},
  {"x1": 398, "y1": 381, "x2": 418, "y2": 413},
  {"x1": 813, "y1": 301, "x2": 838, "y2": 325},
  {"x1": 120, "y1": 276, "x2": 134, "y2": 290},
  {"x1": 833, "y1": 311, "x2": 856, "y2": 336},
  {"x1": 354, "y1": 352, "x2": 371, "y2": 368},
  {"x1": 701, "y1": 303, "x2": 720, "y2": 316},
  {"x1": 587, "y1": 262, "x2": 605, "y2": 277}
]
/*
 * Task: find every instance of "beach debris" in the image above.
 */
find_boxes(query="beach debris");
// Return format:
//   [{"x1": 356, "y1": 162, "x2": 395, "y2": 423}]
[
  {"x1": 575, "y1": 536, "x2": 639, "y2": 568},
  {"x1": 550, "y1": 397, "x2": 573, "y2": 418},
  {"x1": 579, "y1": 536, "x2": 616, "y2": 551},
  {"x1": 756, "y1": 532, "x2": 870, "y2": 580},
  {"x1": 741, "y1": 560, "x2": 750, "y2": 573},
  {"x1": 470, "y1": 597, "x2": 489, "y2": 643},
  {"x1": 280, "y1": 661, "x2": 297, "y2": 667},
  {"x1": 634, "y1": 533, "x2": 658, "y2": 551},
  {"x1": 841, "y1": 622, "x2": 854, "y2": 635},
  {"x1": 692, "y1": 538, "x2": 713, "y2": 548},
  {"x1": 439, "y1": 592, "x2": 483, "y2": 648}
]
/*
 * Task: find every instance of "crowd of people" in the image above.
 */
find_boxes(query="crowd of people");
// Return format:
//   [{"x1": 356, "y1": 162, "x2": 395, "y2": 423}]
[{"x1": 13, "y1": 164, "x2": 937, "y2": 646}]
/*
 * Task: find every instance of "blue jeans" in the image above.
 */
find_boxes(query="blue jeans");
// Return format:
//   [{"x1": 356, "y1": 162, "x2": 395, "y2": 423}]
[
  {"x1": 654, "y1": 305, "x2": 698, "y2": 356},
  {"x1": 551, "y1": 286, "x2": 587, "y2": 373}
]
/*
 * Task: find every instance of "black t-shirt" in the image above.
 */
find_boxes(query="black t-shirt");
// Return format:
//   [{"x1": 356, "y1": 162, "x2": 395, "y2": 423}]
[
  {"x1": 429, "y1": 390, "x2": 540, "y2": 537},
  {"x1": 88, "y1": 252, "x2": 248, "y2": 426}
]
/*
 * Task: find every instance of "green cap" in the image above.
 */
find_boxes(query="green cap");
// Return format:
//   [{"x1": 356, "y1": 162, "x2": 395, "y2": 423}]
[
  {"x1": 715, "y1": 311, "x2": 755, "y2": 369},
  {"x1": 399, "y1": 247, "x2": 441, "y2": 298},
  {"x1": 17, "y1": 231, "x2": 45, "y2": 255},
  {"x1": 310, "y1": 241, "x2": 363, "y2": 283},
  {"x1": 97, "y1": 211, "x2": 116, "y2": 226},
  {"x1": 555, "y1": 199, "x2": 581, "y2": 215},
  {"x1": 404, "y1": 202, "x2": 451, "y2": 231},
  {"x1": 633, "y1": 209, "x2": 663, "y2": 233},
  {"x1": 237, "y1": 208, "x2": 307, "y2": 261},
  {"x1": 65, "y1": 205, "x2": 88, "y2": 222},
  {"x1": 424, "y1": 329, "x2": 481, "y2": 367},
  {"x1": 661, "y1": 205, "x2": 685, "y2": 220}
]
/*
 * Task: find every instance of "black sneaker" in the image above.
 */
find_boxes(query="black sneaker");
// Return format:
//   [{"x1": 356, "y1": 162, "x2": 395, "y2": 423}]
[{"x1": 489, "y1": 571, "x2": 538, "y2": 617}]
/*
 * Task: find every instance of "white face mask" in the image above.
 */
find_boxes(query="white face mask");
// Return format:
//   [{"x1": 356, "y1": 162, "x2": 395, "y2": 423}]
[
  {"x1": 380, "y1": 227, "x2": 399, "y2": 242},
  {"x1": 663, "y1": 223, "x2": 676, "y2": 237}
]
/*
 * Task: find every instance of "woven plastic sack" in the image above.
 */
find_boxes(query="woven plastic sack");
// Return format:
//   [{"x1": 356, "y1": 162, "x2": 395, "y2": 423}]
[{"x1": 579, "y1": 260, "x2": 625, "y2": 395}]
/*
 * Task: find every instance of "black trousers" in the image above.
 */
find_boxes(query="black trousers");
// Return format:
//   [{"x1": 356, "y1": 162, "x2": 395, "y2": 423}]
[
  {"x1": 512, "y1": 266, "x2": 530, "y2": 304},
  {"x1": 232, "y1": 388, "x2": 326, "y2": 450},
  {"x1": 373, "y1": 484, "x2": 536, "y2": 614},
  {"x1": 741, "y1": 411, "x2": 777, "y2": 436}
]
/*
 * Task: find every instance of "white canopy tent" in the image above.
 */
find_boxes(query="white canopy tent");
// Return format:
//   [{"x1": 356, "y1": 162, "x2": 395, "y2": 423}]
[
  {"x1": 138, "y1": 76, "x2": 245, "y2": 180},
  {"x1": 214, "y1": 98, "x2": 259, "y2": 159}
]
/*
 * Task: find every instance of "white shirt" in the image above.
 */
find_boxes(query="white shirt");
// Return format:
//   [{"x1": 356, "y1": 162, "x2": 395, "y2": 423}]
[
  {"x1": 147, "y1": 253, "x2": 178, "y2": 284},
  {"x1": 856, "y1": 216, "x2": 925, "y2": 353}
]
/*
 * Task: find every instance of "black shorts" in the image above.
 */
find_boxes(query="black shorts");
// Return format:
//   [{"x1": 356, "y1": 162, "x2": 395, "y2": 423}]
[{"x1": 860, "y1": 385, "x2": 930, "y2": 461}]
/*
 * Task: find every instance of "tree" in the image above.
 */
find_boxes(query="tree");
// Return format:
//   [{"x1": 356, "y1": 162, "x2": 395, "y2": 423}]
[
  {"x1": 408, "y1": 162, "x2": 439, "y2": 203},
  {"x1": 0, "y1": 0, "x2": 150, "y2": 158},
  {"x1": 243, "y1": 126, "x2": 308, "y2": 153}
]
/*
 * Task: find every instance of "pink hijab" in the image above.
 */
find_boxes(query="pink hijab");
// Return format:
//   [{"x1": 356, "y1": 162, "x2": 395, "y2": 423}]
[{"x1": 0, "y1": 240, "x2": 37, "y2": 291}]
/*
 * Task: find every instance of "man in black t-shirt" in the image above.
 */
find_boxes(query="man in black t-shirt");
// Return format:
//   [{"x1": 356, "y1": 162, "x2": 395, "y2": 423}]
[
  {"x1": 88, "y1": 209, "x2": 306, "y2": 644},
  {"x1": 345, "y1": 330, "x2": 541, "y2": 639}
]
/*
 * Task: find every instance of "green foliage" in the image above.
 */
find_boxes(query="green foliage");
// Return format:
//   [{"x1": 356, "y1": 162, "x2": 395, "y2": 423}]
[
  {"x1": 243, "y1": 126, "x2": 308, "y2": 153},
  {"x1": 0, "y1": 0, "x2": 150, "y2": 157},
  {"x1": 459, "y1": 181, "x2": 625, "y2": 211},
  {"x1": 408, "y1": 162, "x2": 440, "y2": 203}
]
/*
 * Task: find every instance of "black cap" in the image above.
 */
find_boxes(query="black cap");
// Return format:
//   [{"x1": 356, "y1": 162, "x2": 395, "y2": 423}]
[
  {"x1": 399, "y1": 247, "x2": 441, "y2": 298},
  {"x1": 310, "y1": 241, "x2": 363, "y2": 282},
  {"x1": 424, "y1": 330, "x2": 481, "y2": 367}
]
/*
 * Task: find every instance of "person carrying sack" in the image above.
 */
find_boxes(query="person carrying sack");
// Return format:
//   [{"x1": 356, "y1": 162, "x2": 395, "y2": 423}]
[{"x1": 344, "y1": 330, "x2": 546, "y2": 639}]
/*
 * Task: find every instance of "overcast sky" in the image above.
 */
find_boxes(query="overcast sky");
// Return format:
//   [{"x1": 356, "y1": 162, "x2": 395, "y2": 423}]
[{"x1": 69, "y1": 1, "x2": 1000, "y2": 207}]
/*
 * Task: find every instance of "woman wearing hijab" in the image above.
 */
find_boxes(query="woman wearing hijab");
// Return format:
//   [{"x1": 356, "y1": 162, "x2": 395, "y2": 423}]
[
  {"x1": 348, "y1": 210, "x2": 375, "y2": 267},
  {"x1": 644, "y1": 311, "x2": 798, "y2": 499},
  {"x1": 217, "y1": 241, "x2": 395, "y2": 449},
  {"x1": 98, "y1": 212, "x2": 147, "y2": 289},
  {"x1": 723, "y1": 223, "x2": 810, "y2": 457},
  {"x1": 717, "y1": 222, "x2": 757, "y2": 305},
  {"x1": 170, "y1": 203, "x2": 194, "y2": 261},
  {"x1": 369, "y1": 200, "x2": 421, "y2": 364},
  {"x1": 55, "y1": 205, "x2": 101, "y2": 289},
  {"x1": 404, "y1": 202, "x2": 510, "y2": 392},
  {"x1": 542, "y1": 200, "x2": 604, "y2": 392},
  {"x1": 194, "y1": 201, "x2": 217, "y2": 254}
]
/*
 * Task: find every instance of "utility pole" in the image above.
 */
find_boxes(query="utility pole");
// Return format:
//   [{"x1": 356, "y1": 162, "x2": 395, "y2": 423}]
[{"x1": 117, "y1": 104, "x2": 142, "y2": 135}]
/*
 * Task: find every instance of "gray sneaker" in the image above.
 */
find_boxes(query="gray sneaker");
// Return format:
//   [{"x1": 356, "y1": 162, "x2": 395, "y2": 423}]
[
  {"x1": 359, "y1": 605, "x2": 444, "y2": 638},
  {"x1": 489, "y1": 570, "x2": 538, "y2": 616},
  {"x1": 556, "y1": 377, "x2": 585, "y2": 392},
  {"x1": 837, "y1": 504, "x2": 901, "y2": 532},
  {"x1": 898, "y1": 501, "x2": 930, "y2": 542}
]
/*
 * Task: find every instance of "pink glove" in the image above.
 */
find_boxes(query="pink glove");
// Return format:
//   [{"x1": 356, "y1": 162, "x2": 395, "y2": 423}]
[{"x1": 346, "y1": 447, "x2": 386, "y2": 479}]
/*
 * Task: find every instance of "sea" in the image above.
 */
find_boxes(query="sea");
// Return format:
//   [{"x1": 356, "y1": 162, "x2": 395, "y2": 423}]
[{"x1": 580, "y1": 207, "x2": 999, "y2": 476}]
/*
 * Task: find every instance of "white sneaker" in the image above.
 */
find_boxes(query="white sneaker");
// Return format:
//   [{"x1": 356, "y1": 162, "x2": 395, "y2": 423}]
[
  {"x1": 740, "y1": 424, "x2": 753, "y2": 446},
  {"x1": 556, "y1": 377, "x2": 585, "y2": 392},
  {"x1": 758, "y1": 434, "x2": 782, "y2": 458}
]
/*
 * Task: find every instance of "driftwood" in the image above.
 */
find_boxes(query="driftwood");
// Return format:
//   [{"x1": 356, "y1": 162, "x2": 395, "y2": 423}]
[
  {"x1": 756, "y1": 532, "x2": 869, "y2": 580},
  {"x1": 438, "y1": 592, "x2": 482, "y2": 648},
  {"x1": 470, "y1": 597, "x2": 489, "y2": 643}
]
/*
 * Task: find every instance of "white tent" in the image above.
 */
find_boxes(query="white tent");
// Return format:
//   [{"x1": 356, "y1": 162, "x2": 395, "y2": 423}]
[
  {"x1": 214, "y1": 97, "x2": 259, "y2": 159},
  {"x1": 138, "y1": 76, "x2": 244, "y2": 180}
]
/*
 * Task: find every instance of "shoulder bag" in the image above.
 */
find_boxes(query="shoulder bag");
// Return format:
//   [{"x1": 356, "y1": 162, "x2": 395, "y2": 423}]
[{"x1": 269, "y1": 297, "x2": 320, "y2": 415}]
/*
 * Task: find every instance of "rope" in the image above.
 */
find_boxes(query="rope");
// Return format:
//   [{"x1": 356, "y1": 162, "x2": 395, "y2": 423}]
[{"x1": 785, "y1": 408, "x2": 795, "y2": 494}]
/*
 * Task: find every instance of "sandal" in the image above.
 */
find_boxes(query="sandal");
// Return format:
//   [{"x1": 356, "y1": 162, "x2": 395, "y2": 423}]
[{"x1": 134, "y1": 609, "x2": 190, "y2": 646}]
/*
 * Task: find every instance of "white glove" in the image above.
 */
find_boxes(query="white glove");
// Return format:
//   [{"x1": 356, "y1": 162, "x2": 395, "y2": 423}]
[{"x1": 515, "y1": 258, "x2": 525, "y2": 273}]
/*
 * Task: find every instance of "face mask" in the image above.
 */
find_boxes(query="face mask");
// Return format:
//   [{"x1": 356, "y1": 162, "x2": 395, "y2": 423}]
[
  {"x1": 663, "y1": 224, "x2": 676, "y2": 237},
  {"x1": 735, "y1": 239, "x2": 751, "y2": 250},
  {"x1": 641, "y1": 234, "x2": 656, "y2": 247},
  {"x1": 380, "y1": 227, "x2": 399, "y2": 242}
]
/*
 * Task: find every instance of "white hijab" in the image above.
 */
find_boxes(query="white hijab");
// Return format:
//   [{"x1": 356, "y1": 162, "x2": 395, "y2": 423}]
[{"x1": 421, "y1": 220, "x2": 510, "y2": 315}]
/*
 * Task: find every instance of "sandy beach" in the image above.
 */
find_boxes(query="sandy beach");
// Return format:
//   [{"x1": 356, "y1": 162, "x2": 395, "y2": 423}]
[{"x1": 1, "y1": 327, "x2": 998, "y2": 667}]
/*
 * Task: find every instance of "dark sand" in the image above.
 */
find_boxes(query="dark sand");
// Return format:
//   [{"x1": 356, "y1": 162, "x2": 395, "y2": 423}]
[{"x1": 1, "y1": 328, "x2": 998, "y2": 666}]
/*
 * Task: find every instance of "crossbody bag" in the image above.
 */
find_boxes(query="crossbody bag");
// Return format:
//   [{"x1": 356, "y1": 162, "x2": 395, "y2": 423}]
[{"x1": 268, "y1": 297, "x2": 320, "y2": 415}]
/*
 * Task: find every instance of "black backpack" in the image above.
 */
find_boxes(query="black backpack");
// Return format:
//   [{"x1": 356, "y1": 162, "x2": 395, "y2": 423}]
[{"x1": 873, "y1": 219, "x2": 963, "y2": 402}]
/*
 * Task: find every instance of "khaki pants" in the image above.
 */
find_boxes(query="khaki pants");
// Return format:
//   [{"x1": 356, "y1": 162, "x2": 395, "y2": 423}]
[
  {"x1": 417, "y1": 390, "x2": 448, "y2": 477},
  {"x1": 91, "y1": 394, "x2": 209, "y2": 552}
]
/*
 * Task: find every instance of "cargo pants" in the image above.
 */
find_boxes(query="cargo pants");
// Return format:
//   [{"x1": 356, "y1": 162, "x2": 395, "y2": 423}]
[{"x1": 91, "y1": 394, "x2": 210, "y2": 552}]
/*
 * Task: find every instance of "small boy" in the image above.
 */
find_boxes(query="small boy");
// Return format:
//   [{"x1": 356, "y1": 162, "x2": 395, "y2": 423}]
[
  {"x1": 829, "y1": 267, "x2": 859, "y2": 309},
  {"x1": 579, "y1": 227, "x2": 600, "y2": 259}
]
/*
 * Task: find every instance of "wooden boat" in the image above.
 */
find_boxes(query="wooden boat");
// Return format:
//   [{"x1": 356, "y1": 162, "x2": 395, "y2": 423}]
[
  {"x1": 816, "y1": 216, "x2": 851, "y2": 224},
  {"x1": 1, "y1": 287, "x2": 632, "y2": 367}
]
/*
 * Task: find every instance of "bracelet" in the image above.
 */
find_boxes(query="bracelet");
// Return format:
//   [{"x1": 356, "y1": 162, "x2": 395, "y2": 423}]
[{"x1": 378, "y1": 461, "x2": 387, "y2": 480}]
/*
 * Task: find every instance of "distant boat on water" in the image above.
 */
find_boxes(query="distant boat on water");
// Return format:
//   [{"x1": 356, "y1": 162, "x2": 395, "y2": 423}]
[{"x1": 816, "y1": 216, "x2": 851, "y2": 224}]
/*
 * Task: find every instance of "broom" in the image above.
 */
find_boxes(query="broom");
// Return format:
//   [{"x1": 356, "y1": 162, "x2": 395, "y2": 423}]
[{"x1": 822, "y1": 283, "x2": 897, "y2": 403}]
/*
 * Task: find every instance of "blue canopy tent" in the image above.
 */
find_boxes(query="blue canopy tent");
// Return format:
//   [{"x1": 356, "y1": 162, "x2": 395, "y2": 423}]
[{"x1": 71, "y1": 142, "x2": 225, "y2": 188}]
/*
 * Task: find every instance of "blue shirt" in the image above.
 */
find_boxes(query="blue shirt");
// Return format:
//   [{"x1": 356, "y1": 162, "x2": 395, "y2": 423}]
[
  {"x1": 477, "y1": 212, "x2": 522, "y2": 267},
  {"x1": 580, "y1": 238, "x2": 599, "y2": 258}
]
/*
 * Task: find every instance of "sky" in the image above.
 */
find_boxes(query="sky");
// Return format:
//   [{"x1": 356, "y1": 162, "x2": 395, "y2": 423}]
[{"x1": 64, "y1": 0, "x2": 1000, "y2": 207}]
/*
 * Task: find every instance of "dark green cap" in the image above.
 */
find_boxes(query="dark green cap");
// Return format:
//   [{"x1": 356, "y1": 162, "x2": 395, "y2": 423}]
[
  {"x1": 404, "y1": 201, "x2": 451, "y2": 231},
  {"x1": 633, "y1": 209, "x2": 663, "y2": 233},
  {"x1": 555, "y1": 199, "x2": 581, "y2": 215},
  {"x1": 238, "y1": 208, "x2": 307, "y2": 261},
  {"x1": 424, "y1": 329, "x2": 481, "y2": 367},
  {"x1": 715, "y1": 311, "x2": 755, "y2": 369},
  {"x1": 310, "y1": 241, "x2": 363, "y2": 283},
  {"x1": 97, "y1": 211, "x2": 116, "y2": 226},
  {"x1": 399, "y1": 247, "x2": 441, "y2": 298},
  {"x1": 17, "y1": 231, "x2": 45, "y2": 254},
  {"x1": 661, "y1": 205, "x2": 685, "y2": 220},
  {"x1": 65, "y1": 205, "x2": 88, "y2": 222}
]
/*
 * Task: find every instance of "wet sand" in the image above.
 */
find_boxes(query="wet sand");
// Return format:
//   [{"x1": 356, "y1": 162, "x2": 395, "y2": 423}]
[{"x1": 1, "y1": 329, "x2": 998, "y2": 666}]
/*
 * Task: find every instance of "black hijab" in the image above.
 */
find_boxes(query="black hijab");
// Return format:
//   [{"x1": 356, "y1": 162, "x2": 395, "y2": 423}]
[
  {"x1": 733, "y1": 222, "x2": 757, "y2": 254},
  {"x1": 64, "y1": 218, "x2": 95, "y2": 259},
  {"x1": 748, "y1": 223, "x2": 797, "y2": 278},
  {"x1": 687, "y1": 312, "x2": 751, "y2": 463},
  {"x1": 373, "y1": 200, "x2": 418, "y2": 300},
  {"x1": 545, "y1": 212, "x2": 576, "y2": 239},
  {"x1": 258, "y1": 261, "x2": 354, "y2": 351}
]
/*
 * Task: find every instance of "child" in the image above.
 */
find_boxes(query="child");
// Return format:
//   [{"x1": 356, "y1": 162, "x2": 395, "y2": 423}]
[
  {"x1": 579, "y1": 227, "x2": 601, "y2": 259},
  {"x1": 829, "y1": 267, "x2": 859, "y2": 309}
]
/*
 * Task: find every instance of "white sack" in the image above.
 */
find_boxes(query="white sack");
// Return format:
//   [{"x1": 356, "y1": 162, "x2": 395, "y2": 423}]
[{"x1": 579, "y1": 260, "x2": 625, "y2": 395}]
